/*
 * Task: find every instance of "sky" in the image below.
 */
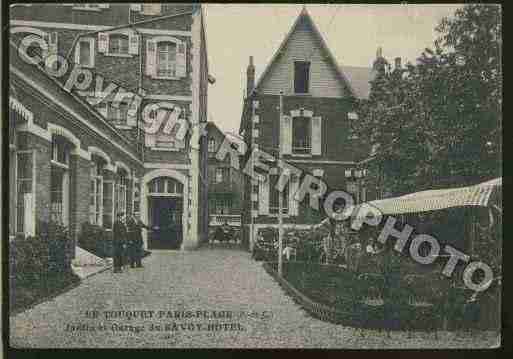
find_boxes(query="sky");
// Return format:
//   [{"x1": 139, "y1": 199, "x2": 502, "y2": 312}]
[{"x1": 202, "y1": 4, "x2": 462, "y2": 135}]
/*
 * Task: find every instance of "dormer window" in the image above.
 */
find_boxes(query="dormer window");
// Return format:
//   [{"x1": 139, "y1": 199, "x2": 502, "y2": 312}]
[
  {"x1": 294, "y1": 61, "x2": 310, "y2": 94},
  {"x1": 109, "y1": 34, "x2": 129, "y2": 55}
]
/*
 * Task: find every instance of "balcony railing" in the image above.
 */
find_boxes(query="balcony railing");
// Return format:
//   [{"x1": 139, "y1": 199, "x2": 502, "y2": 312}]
[{"x1": 209, "y1": 214, "x2": 241, "y2": 227}]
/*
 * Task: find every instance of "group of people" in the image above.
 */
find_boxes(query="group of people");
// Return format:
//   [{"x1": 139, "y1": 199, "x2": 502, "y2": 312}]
[{"x1": 112, "y1": 212, "x2": 156, "y2": 273}]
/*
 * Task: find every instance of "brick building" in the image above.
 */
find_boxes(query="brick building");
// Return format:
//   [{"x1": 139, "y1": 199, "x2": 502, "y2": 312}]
[
  {"x1": 206, "y1": 122, "x2": 243, "y2": 230},
  {"x1": 238, "y1": 7, "x2": 375, "y2": 248},
  {"x1": 9, "y1": 3, "x2": 213, "y2": 251}
]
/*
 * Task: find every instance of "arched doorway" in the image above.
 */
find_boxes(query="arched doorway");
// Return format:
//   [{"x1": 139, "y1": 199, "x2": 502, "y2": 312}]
[{"x1": 146, "y1": 176, "x2": 184, "y2": 249}]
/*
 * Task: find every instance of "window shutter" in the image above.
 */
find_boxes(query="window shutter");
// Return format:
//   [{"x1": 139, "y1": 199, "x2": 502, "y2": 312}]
[
  {"x1": 49, "y1": 31, "x2": 58, "y2": 54},
  {"x1": 129, "y1": 33, "x2": 139, "y2": 55},
  {"x1": 311, "y1": 116, "x2": 322, "y2": 155},
  {"x1": 88, "y1": 38, "x2": 95, "y2": 67},
  {"x1": 74, "y1": 41, "x2": 81, "y2": 64},
  {"x1": 145, "y1": 133, "x2": 156, "y2": 148},
  {"x1": 24, "y1": 194, "x2": 35, "y2": 237},
  {"x1": 176, "y1": 41, "x2": 187, "y2": 78},
  {"x1": 289, "y1": 175, "x2": 300, "y2": 216},
  {"x1": 98, "y1": 32, "x2": 108, "y2": 53},
  {"x1": 281, "y1": 115, "x2": 292, "y2": 154},
  {"x1": 259, "y1": 176, "x2": 269, "y2": 215},
  {"x1": 146, "y1": 39, "x2": 156, "y2": 77}
]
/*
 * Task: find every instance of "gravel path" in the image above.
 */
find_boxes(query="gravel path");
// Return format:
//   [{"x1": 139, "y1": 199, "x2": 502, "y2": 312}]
[{"x1": 10, "y1": 247, "x2": 499, "y2": 348}]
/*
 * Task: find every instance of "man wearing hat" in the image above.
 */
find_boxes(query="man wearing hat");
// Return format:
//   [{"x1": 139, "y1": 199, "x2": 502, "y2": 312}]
[
  {"x1": 126, "y1": 214, "x2": 155, "y2": 268},
  {"x1": 112, "y1": 212, "x2": 127, "y2": 273}
]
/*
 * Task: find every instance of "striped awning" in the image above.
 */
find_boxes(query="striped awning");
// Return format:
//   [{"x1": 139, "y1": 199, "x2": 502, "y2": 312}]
[
  {"x1": 355, "y1": 177, "x2": 502, "y2": 218},
  {"x1": 314, "y1": 178, "x2": 502, "y2": 228}
]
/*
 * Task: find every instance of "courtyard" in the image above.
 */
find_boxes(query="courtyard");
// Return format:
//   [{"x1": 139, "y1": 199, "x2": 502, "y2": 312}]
[{"x1": 10, "y1": 247, "x2": 499, "y2": 349}]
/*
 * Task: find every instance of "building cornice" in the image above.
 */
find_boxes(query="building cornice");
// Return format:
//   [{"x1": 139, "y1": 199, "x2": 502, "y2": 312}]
[{"x1": 10, "y1": 20, "x2": 192, "y2": 37}]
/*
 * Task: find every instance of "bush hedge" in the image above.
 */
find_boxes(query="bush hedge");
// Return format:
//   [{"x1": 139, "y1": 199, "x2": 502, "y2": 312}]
[
  {"x1": 266, "y1": 261, "x2": 500, "y2": 331},
  {"x1": 9, "y1": 221, "x2": 80, "y2": 313}
]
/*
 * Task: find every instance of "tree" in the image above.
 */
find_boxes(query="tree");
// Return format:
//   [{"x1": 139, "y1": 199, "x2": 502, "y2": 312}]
[{"x1": 353, "y1": 4, "x2": 502, "y2": 196}]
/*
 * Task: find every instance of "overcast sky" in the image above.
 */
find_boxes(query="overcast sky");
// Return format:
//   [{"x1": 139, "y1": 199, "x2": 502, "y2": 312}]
[{"x1": 203, "y1": 4, "x2": 462, "y2": 135}]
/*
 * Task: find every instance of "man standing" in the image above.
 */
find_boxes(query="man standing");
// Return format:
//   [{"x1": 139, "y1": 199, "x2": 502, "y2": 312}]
[
  {"x1": 112, "y1": 212, "x2": 127, "y2": 273},
  {"x1": 126, "y1": 215, "x2": 154, "y2": 268}
]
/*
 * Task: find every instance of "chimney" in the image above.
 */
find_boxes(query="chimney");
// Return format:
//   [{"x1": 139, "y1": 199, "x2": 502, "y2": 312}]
[
  {"x1": 394, "y1": 57, "x2": 402, "y2": 70},
  {"x1": 246, "y1": 56, "x2": 255, "y2": 98}
]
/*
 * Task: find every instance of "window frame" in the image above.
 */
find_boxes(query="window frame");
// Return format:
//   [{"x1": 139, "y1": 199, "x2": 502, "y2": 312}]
[
  {"x1": 89, "y1": 160, "x2": 104, "y2": 226},
  {"x1": 156, "y1": 41, "x2": 178, "y2": 79},
  {"x1": 293, "y1": 61, "x2": 311, "y2": 95},
  {"x1": 291, "y1": 116, "x2": 312, "y2": 155},
  {"x1": 108, "y1": 33, "x2": 130, "y2": 56},
  {"x1": 75, "y1": 37, "x2": 95, "y2": 68}
]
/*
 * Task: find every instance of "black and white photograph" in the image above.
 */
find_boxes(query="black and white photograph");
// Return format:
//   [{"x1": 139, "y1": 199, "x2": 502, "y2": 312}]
[{"x1": 4, "y1": 2, "x2": 502, "y2": 350}]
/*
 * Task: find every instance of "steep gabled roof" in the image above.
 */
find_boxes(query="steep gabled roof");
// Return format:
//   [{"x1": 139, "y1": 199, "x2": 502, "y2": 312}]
[{"x1": 252, "y1": 6, "x2": 367, "y2": 99}]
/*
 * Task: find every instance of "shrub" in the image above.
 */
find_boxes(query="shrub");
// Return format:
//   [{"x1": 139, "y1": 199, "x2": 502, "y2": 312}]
[{"x1": 9, "y1": 221, "x2": 79, "y2": 312}]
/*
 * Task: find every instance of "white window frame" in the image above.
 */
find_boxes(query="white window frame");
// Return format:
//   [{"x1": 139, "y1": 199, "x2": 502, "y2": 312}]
[
  {"x1": 89, "y1": 162, "x2": 104, "y2": 226},
  {"x1": 156, "y1": 41, "x2": 178, "y2": 79},
  {"x1": 103, "y1": 180, "x2": 115, "y2": 230},
  {"x1": 75, "y1": 37, "x2": 95, "y2": 68},
  {"x1": 115, "y1": 171, "x2": 128, "y2": 217},
  {"x1": 107, "y1": 32, "x2": 131, "y2": 57},
  {"x1": 50, "y1": 141, "x2": 70, "y2": 227},
  {"x1": 147, "y1": 36, "x2": 186, "y2": 80},
  {"x1": 16, "y1": 150, "x2": 36, "y2": 236},
  {"x1": 291, "y1": 116, "x2": 312, "y2": 155}
]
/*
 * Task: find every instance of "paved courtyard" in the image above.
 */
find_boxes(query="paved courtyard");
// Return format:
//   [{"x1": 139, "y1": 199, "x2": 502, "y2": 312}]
[{"x1": 10, "y1": 247, "x2": 499, "y2": 348}]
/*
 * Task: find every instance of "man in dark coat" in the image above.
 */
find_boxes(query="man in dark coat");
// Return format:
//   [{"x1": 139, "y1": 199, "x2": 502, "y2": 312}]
[
  {"x1": 112, "y1": 212, "x2": 127, "y2": 273},
  {"x1": 126, "y1": 215, "x2": 153, "y2": 268}
]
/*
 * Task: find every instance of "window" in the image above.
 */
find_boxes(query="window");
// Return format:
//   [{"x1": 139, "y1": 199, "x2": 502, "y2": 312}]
[
  {"x1": 294, "y1": 61, "x2": 310, "y2": 94},
  {"x1": 157, "y1": 41, "x2": 177, "y2": 78},
  {"x1": 76, "y1": 38, "x2": 94, "y2": 67},
  {"x1": 292, "y1": 116, "x2": 311, "y2": 154},
  {"x1": 115, "y1": 170, "x2": 128, "y2": 216},
  {"x1": 103, "y1": 181, "x2": 114, "y2": 229},
  {"x1": 79, "y1": 40, "x2": 91, "y2": 65},
  {"x1": 109, "y1": 34, "x2": 129, "y2": 55},
  {"x1": 269, "y1": 174, "x2": 289, "y2": 215},
  {"x1": 147, "y1": 177, "x2": 183, "y2": 195},
  {"x1": 132, "y1": 180, "x2": 141, "y2": 218},
  {"x1": 215, "y1": 168, "x2": 229, "y2": 184},
  {"x1": 50, "y1": 136, "x2": 70, "y2": 226},
  {"x1": 102, "y1": 102, "x2": 129, "y2": 126},
  {"x1": 208, "y1": 138, "x2": 216, "y2": 153},
  {"x1": 16, "y1": 151, "x2": 35, "y2": 235},
  {"x1": 89, "y1": 159, "x2": 104, "y2": 225}
]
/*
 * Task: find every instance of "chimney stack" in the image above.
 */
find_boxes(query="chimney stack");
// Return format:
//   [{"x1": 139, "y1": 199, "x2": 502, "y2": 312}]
[
  {"x1": 394, "y1": 57, "x2": 402, "y2": 70},
  {"x1": 246, "y1": 56, "x2": 255, "y2": 98}
]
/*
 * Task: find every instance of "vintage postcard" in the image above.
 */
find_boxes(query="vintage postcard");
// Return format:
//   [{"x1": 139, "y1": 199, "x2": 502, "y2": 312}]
[{"x1": 5, "y1": 2, "x2": 502, "y2": 351}]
